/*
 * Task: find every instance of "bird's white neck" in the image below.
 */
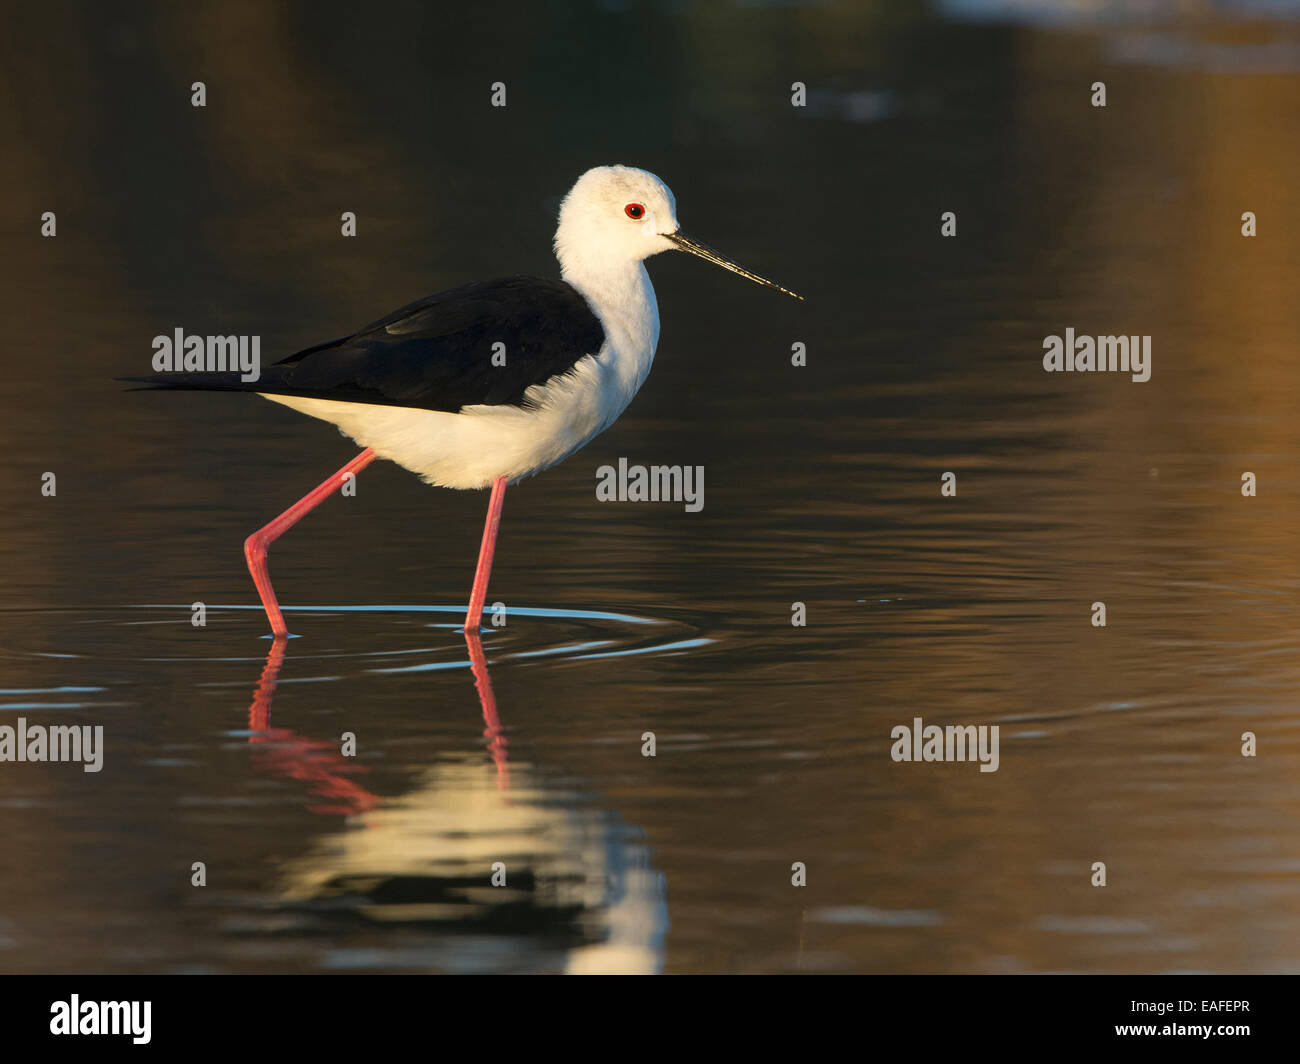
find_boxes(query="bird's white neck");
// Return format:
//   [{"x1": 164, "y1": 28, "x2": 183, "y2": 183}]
[{"x1": 560, "y1": 253, "x2": 660, "y2": 406}]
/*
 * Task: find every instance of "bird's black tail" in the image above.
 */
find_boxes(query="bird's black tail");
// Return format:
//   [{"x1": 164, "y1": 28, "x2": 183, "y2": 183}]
[
  {"x1": 117, "y1": 368, "x2": 302, "y2": 395},
  {"x1": 116, "y1": 372, "x2": 274, "y2": 394}
]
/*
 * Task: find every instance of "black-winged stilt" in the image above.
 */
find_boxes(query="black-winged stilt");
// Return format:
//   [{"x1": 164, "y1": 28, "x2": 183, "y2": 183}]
[{"x1": 127, "y1": 165, "x2": 802, "y2": 638}]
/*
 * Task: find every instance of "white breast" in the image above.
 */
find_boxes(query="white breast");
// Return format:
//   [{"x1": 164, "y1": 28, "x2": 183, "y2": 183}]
[{"x1": 262, "y1": 265, "x2": 660, "y2": 491}]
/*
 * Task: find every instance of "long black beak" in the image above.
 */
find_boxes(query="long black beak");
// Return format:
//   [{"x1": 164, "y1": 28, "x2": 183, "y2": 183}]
[{"x1": 666, "y1": 232, "x2": 803, "y2": 301}]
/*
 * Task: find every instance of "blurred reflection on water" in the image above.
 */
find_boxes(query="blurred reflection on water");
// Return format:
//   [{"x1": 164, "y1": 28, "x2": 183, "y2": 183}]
[
  {"x1": 275, "y1": 753, "x2": 667, "y2": 975},
  {"x1": 0, "y1": 1, "x2": 1298, "y2": 972}
]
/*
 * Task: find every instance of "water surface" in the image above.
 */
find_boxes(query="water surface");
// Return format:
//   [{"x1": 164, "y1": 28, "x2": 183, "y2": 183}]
[{"x1": 1, "y1": 1, "x2": 1298, "y2": 973}]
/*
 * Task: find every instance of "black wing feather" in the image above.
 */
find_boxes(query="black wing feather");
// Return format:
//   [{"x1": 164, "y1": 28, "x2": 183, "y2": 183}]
[{"x1": 121, "y1": 277, "x2": 605, "y2": 413}]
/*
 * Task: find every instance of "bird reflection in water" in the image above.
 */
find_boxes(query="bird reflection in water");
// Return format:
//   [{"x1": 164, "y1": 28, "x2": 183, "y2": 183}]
[
  {"x1": 243, "y1": 628, "x2": 666, "y2": 973},
  {"x1": 247, "y1": 629, "x2": 507, "y2": 814}
]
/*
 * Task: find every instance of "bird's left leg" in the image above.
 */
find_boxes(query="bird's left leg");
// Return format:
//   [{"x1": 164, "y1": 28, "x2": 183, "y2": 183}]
[
  {"x1": 244, "y1": 448, "x2": 377, "y2": 638},
  {"x1": 463, "y1": 476, "x2": 508, "y2": 633}
]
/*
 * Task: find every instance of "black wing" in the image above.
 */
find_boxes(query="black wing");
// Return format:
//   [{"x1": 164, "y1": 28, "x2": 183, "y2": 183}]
[{"x1": 121, "y1": 277, "x2": 605, "y2": 413}]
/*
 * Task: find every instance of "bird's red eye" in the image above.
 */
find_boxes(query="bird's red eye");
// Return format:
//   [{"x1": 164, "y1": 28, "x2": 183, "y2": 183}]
[{"x1": 625, "y1": 203, "x2": 645, "y2": 220}]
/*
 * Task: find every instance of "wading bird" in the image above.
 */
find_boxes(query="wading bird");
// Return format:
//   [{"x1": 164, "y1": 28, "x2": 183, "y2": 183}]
[{"x1": 127, "y1": 166, "x2": 801, "y2": 638}]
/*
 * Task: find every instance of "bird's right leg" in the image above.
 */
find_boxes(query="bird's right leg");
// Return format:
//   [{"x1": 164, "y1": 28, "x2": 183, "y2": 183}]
[
  {"x1": 463, "y1": 476, "x2": 508, "y2": 633},
  {"x1": 244, "y1": 448, "x2": 377, "y2": 638}
]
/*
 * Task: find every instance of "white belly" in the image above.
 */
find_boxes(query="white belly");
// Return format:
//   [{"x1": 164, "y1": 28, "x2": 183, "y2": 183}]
[{"x1": 261, "y1": 346, "x2": 647, "y2": 490}]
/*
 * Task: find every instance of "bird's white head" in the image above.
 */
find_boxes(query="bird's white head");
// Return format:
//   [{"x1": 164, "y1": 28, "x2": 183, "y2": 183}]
[
  {"x1": 554, "y1": 165, "x2": 680, "y2": 268},
  {"x1": 554, "y1": 165, "x2": 802, "y2": 300}
]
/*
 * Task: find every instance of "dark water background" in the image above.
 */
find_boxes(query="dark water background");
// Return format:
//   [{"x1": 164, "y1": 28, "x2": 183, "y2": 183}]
[{"x1": 1, "y1": 0, "x2": 1298, "y2": 973}]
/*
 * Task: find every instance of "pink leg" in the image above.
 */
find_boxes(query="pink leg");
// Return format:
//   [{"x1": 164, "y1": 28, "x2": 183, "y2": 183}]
[
  {"x1": 464, "y1": 476, "x2": 507, "y2": 633},
  {"x1": 244, "y1": 448, "x2": 377, "y2": 638}
]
